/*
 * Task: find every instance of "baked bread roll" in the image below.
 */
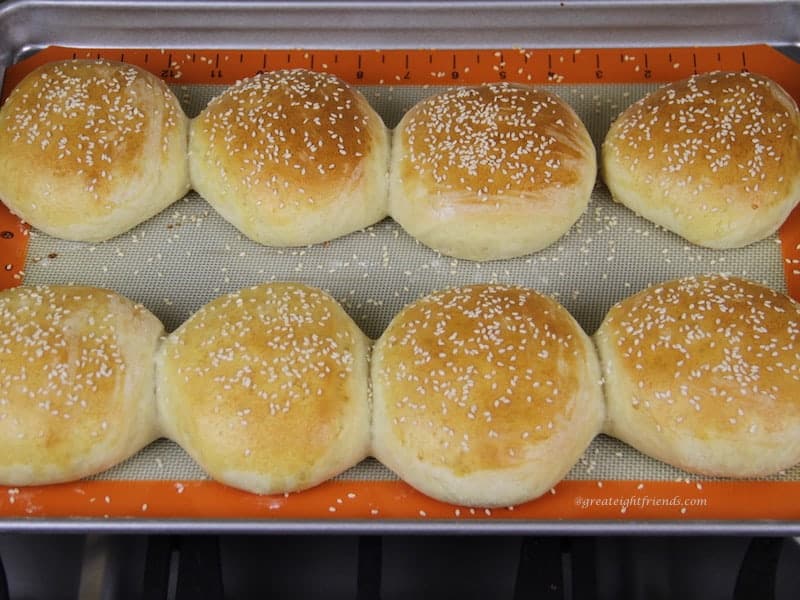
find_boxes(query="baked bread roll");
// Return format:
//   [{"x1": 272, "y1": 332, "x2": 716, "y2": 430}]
[
  {"x1": 389, "y1": 83, "x2": 596, "y2": 261},
  {"x1": 189, "y1": 69, "x2": 390, "y2": 246},
  {"x1": 0, "y1": 285, "x2": 163, "y2": 485},
  {"x1": 156, "y1": 283, "x2": 371, "y2": 494},
  {"x1": 371, "y1": 285, "x2": 604, "y2": 507},
  {"x1": 0, "y1": 59, "x2": 190, "y2": 242},
  {"x1": 601, "y1": 72, "x2": 800, "y2": 249},
  {"x1": 596, "y1": 275, "x2": 800, "y2": 477}
]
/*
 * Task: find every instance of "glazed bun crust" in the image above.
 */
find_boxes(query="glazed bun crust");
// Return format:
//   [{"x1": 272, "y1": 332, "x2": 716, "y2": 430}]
[
  {"x1": 372, "y1": 285, "x2": 604, "y2": 507},
  {"x1": 156, "y1": 283, "x2": 371, "y2": 494},
  {"x1": 602, "y1": 72, "x2": 800, "y2": 248},
  {"x1": 0, "y1": 286, "x2": 163, "y2": 485},
  {"x1": 0, "y1": 59, "x2": 190, "y2": 242},
  {"x1": 189, "y1": 69, "x2": 390, "y2": 246},
  {"x1": 595, "y1": 275, "x2": 800, "y2": 477},
  {"x1": 390, "y1": 83, "x2": 596, "y2": 261}
]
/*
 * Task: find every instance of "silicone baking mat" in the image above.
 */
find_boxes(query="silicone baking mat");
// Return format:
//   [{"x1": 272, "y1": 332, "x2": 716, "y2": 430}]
[{"x1": 2, "y1": 45, "x2": 800, "y2": 522}]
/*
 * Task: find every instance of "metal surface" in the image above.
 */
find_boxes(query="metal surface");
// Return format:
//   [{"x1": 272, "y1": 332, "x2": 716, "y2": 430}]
[
  {"x1": 0, "y1": 1, "x2": 799, "y2": 68},
  {"x1": 0, "y1": 0, "x2": 799, "y2": 534},
  {"x1": 1, "y1": 518, "x2": 800, "y2": 536},
  {"x1": 77, "y1": 535, "x2": 113, "y2": 600}
]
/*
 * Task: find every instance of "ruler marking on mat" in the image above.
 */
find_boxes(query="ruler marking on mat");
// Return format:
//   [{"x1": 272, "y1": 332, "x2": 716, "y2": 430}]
[{"x1": 1, "y1": 47, "x2": 798, "y2": 146}]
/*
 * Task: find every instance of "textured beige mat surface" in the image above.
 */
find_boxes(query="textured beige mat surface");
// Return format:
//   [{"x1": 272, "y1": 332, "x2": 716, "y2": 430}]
[{"x1": 21, "y1": 82, "x2": 794, "y2": 482}]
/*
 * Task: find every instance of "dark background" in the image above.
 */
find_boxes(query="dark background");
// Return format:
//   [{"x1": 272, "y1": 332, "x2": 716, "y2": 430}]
[{"x1": 1, "y1": 534, "x2": 799, "y2": 599}]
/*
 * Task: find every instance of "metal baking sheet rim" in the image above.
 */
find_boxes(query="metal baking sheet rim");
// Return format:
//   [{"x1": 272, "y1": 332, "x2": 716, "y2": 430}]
[
  {"x1": 2, "y1": 518, "x2": 800, "y2": 536},
  {"x1": 1, "y1": 0, "x2": 799, "y2": 534},
  {"x1": 1, "y1": 0, "x2": 800, "y2": 67}
]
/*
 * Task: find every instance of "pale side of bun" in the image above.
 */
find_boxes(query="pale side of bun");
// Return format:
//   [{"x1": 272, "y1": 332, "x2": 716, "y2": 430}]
[
  {"x1": 595, "y1": 275, "x2": 800, "y2": 477},
  {"x1": 389, "y1": 83, "x2": 597, "y2": 261},
  {"x1": 0, "y1": 285, "x2": 163, "y2": 485},
  {"x1": 371, "y1": 285, "x2": 604, "y2": 507},
  {"x1": 601, "y1": 72, "x2": 800, "y2": 249},
  {"x1": 0, "y1": 60, "x2": 190, "y2": 242},
  {"x1": 156, "y1": 283, "x2": 371, "y2": 494},
  {"x1": 189, "y1": 69, "x2": 390, "y2": 247}
]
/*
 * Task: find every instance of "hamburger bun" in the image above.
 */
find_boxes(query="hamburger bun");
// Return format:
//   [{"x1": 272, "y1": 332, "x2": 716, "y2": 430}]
[
  {"x1": 0, "y1": 59, "x2": 190, "y2": 242},
  {"x1": 156, "y1": 283, "x2": 371, "y2": 494},
  {"x1": 371, "y1": 284, "x2": 604, "y2": 506},
  {"x1": 189, "y1": 69, "x2": 390, "y2": 247},
  {"x1": 389, "y1": 83, "x2": 596, "y2": 261},
  {"x1": 596, "y1": 275, "x2": 800, "y2": 477},
  {"x1": 0, "y1": 285, "x2": 163, "y2": 485},
  {"x1": 601, "y1": 72, "x2": 800, "y2": 248}
]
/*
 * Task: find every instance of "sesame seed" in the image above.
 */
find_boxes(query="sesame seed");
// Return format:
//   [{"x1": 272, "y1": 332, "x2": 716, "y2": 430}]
[
  {"x1": 375, "y1": 285, "x2": 593, "y2": 477},
  {"x1": 0, "y1": 59, "x2": 183, "y2": 215},
  {"x1": 602, "y1": 274, "x2": 800, "y2": 449},
  {"x1": 161, "y1": 283, "x2": 363, "y2": 484},
  {"x1": 605, "y1": 72, "x2": 799, "y2": 235},
  {"x1": 195, "y1": 68, "x2": 379, "y2": 210},
  {"x1": 399, "y1": 82, "x2": 592, "y2": 201}
]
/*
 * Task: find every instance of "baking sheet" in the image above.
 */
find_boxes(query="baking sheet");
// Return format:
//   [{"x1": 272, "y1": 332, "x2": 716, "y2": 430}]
[{"x1": 2, "y1": 39, "x2": 800, "y2": 531}]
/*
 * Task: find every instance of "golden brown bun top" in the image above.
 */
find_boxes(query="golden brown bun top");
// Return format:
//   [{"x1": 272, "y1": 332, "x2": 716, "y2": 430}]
[
  {"x1": 0, "y1": 285, "x2": 162, "y2": 464},
  {"x1": 374, "y1": 285, "x2": 597, "y2": 476},
  {"x1": 395, "y1": 83, "x2": 595, "y2": 203},
  {"x1": 192, "y1": 69, "x2": 384, "y2": 207},
  {"x1": 600, "y1": 275, "x2": 800, "y2": 436},
  {"x1": 603, "y1": 71, "x2": 800, "y2": 211},
  {"x1": 0, "y1": 59, "x2": 184, "y2": 202},
  {"x1": 160, "y1": 283, "x2": 367, "y2": 474}
]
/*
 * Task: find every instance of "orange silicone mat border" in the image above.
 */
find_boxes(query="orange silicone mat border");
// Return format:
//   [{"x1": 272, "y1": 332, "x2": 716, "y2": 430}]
[
  {"x1": 3, "y1": 480, "x2": 799, "y2": 521},
  {"x1": 2, "y1": 44, "x2": 800, "y2": 522}
]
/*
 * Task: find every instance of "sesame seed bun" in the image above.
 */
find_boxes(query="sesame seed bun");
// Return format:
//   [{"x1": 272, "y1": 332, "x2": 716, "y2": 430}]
[
  {"x1": 189, "y1": 69, "x2": 390, "y2": 247},
  {"x1": 0, "y1": 59, "x2": 190, "y2": 242},
  {"x1": 601, "y1": 72, "x2": 800, "y2": 249},
  {"x1": 156, "y1": 283, "x2": 371, "y2": 494},
  {"x1": 0, "y1": 285, "x2": 163, "y2": 485},
  {"x1": 389, "y1": 83, "x2": 596, "y2": 261},
  {"x1": 595, "y1": 275, "x2": 800, "y2": 477},
  {"x1": 371, "y1": 285, "x2": 604, "y2": 507}
]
